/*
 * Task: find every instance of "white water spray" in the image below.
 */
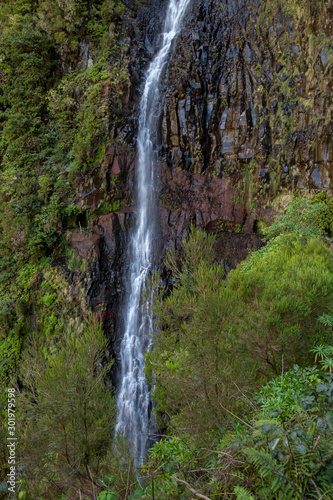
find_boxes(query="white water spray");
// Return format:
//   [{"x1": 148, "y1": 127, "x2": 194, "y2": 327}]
[{"x1": 115, "y1": 0, "x2": 190, "y2": 463}]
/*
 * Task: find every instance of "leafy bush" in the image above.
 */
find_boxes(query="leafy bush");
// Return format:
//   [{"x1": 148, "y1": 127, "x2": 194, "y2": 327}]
[
  {"x1": 242, "y1": 196, "x2": 328, "y2": 271},
  {"x1": 17, "y1": 315, "x2": 116, "y2": 499},
  {"x1": 146, "y1": 227, "x2": 255, "y2": 440},
  {"x1": 257, "y1": 365, "x2": 321, "y2": 419},
  {"x1": 228, "y1": 365, "x2": 333, "y2": 499},
  {"x1": 147, "y1": 221, "x2": 333, "y2": 448},
  {"x1": 144, "y1": 205, "x2": 333, "y2": 498}
]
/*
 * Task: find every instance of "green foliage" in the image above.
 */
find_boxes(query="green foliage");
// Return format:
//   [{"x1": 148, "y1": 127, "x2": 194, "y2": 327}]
[
  {"x1": 229, "y1": 237, "x2": 333, "y2": 373},
  {"x1": 150, "y1": 436, "x2": 193, "y2": 472},
  {"x1": 0, "y1": 0, "x2": 128, "y2": 393},
  {"x1": 312, "y1": 347, "x2": 333, "y2": 374},
  {"x1": 243, "y1": 449, "x2": 285, "y2": 489},
  {"x1": 225, "y1": 198, "x2": 333, "y2": 374},
  {"x1": 38, "y1": 0, "x2": 124, "y2": 51},
  {"x1": 311, "y1": 193, "x2": 333, "y2": 234},
  {"x1": 48, "y1": 55, "x2": 128, "y2": 178},
  {"x1": 257, "y1": 365, "x2": 321, "y2": 419},
  {"x1": 199, "y1": 362, "x2": 333, "y2": 499},
  {"x1": 0, "y1": 1, "x2": 331, "y2": 497},
  {"x1": 234, "y1": 486, "x2": 255, "y2": 500},
  {"x1": 311, "y1": 317, "x2": 333, "y2": 372},
  {"x1": 66, "y1": 246, "x2": 88, "y2": 272},
  {"x1": 146, "y1": 209, "x2": 333, "y2": 498},
  {"x1": 0, "y1": 15, "x2": 61, "y2": 262},
  {"x1": 243, "y1": 196, "x2": 329, "y2": 271},
  {"x1": 146, "y1": 227, "x2": 256, "y2": 439},
  {"x1": 17, "y1": 314, "x2": 116, "y2": 499},
  {"x1": 142, "y1": 436, "x2": 195, "y2": 497},
  {"x1": 0, "y1": 258, "x2": 51, "y2": 385},
  {"x1": 148, "y1": 216, "x2": 333, "y2": 446},
  {"x1": 98, "y1": 492, "x2": 118, "y2": 500},
  {"x1": 94, "y1": 198, "x2": 122, "y2": 216},
  {"x1": 97, "y1": 436, "x2": 139, "y2": 500},
  {"x1": 264, "y1": 196, "x2": 326, "y2": 240}
]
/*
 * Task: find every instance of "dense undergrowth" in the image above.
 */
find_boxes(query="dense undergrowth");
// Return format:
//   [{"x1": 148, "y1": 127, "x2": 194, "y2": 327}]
[
  {"x1": 0, "y1": 0, "x2": 127, "y2": 390},
  {"x1": 140, "y1": 198, "x2": 333, "y2": 500},
  {"x1": 0, "y1": 0, "x2": 333, "y2": 499},
  {"x1": 0, "y1": 1, "x2": 130, "y2": 497},
  {"x1": 0, "y1": 5, "x2": 129, "y2": 474},
  {"x1": 2, "y1": 193, "x2": 333, "y2": 499}
]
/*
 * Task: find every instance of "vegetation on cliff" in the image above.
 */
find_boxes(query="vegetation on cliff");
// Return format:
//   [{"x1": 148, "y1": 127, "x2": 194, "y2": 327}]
[
  {"x1": 0, "y1": 0, "x2": 127, "y2": 388},
  {"x1": 0, "y1": 0, "x2": 332, "y2": 499},
  {"x1": 0, "y1": 1, "x2": 129, "y2": 498},
  {"x1": 141, "y1": 203, "x2": 333, "y2": 499}
]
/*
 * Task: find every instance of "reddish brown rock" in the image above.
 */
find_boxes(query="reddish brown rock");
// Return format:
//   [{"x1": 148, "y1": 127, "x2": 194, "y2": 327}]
[
  {"x1": 160, "y1": 167, "x2": 246, "y2": 236},
  {"x1": 94, "y1": 213, "x2": 118, "y2": 254},
  {"x1": 69, "y1": 231, "x2": 102, "y2": 260}
]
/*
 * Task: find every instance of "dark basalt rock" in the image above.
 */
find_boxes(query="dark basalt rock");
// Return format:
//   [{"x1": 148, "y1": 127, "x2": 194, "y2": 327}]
[{"x1": 68, "y1": 0, "x2": 333, "y2": 366}]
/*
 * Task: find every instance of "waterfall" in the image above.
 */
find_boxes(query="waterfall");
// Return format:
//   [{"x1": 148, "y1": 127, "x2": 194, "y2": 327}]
[{"x1": 115, "y1": 0, "x2": 190, "y2": 463}]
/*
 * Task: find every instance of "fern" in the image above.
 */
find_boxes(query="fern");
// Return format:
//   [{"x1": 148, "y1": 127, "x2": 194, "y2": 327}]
[
  {"x1": 270, "y1": 473, "x2": 282, "y2": 493},
  {"x1": 321, "y1": 484, "x2": 333, "y2": 500},
  {"x1": 234, "y1": 486, "x2": 255, "y2": 500},
  {"x1": 243, "y1": 448, "x2": 284, "y2": 479},
  {"x1": 243, "y1": 448, "x2": 290, "y2": 497},
  {"x1": 289, "y1": 451, "x2": 312, "y2": 486},
  {"x1": 229, "y1": 470, "x2": 246, "y2": 481},
  {"x1": 218, "y1": 431, "x2": 238, "y2": 449},
  {"x1": 253, "y1": 418, "x2": 280, "y2": 429},
  {"x1": 256, "y1": 486, "x2": 275, "y2": 500}
]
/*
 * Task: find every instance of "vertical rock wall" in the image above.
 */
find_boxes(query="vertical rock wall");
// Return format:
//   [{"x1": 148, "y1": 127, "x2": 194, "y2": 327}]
[
  {"x1": 159, "y1": 0, "x2": 333, "y2": 239},
  {"x1": 68, "y1": 0, "x2": 332, "y2": 359}
]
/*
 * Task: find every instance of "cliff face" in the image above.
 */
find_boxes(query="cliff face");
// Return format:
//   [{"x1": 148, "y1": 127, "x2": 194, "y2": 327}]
[
  {"x1": 68, "y1": 0, "x2": 333, "y2": 362},
  {"x1": 160, "y1": 0, "x2": 333, "y2": 231}
]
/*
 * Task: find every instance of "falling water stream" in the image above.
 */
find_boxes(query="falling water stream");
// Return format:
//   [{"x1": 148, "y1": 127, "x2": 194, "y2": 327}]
[{"x1": 115, "y1": 0, "x2": 190, "y2": 463}]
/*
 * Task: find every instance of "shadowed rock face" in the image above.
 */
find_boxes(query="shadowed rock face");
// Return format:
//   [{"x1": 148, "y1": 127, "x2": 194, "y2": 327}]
[
  {"x1": 162, "y1": 0, "x2": 332, "y2": 184},
  {"x1": 161, "y1": 0, "x2": 261, "y2": 173},
  {"x1": 68, "y1": 0, "x2": 332, "y2": 361},
  {"x1": 105, "y1": 0, "x2": 332, "y2": 237}
]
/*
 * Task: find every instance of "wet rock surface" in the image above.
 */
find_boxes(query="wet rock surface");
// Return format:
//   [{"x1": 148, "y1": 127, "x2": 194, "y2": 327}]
[
  {"x1": 68, "y1": 0, "x2": 332, "y2": 360},
  {"x1": 162, "y1": 0, "x2": 332, "y2": 189}
]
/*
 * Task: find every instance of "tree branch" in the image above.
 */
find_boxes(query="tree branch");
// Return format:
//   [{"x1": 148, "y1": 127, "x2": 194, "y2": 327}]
[
  {"x1": 271, "y1": 470, "x2": 307, "y2": 500},
  {"x1": 217, "y1": 401, "x2": 255, "y2": 430},
  {"x1": 174, "y1": 477, "x2": 212, "y2": 500}
]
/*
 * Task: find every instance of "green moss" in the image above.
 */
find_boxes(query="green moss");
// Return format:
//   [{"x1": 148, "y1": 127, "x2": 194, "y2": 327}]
[
  {"x1": 0, "y1": 0, "x2": 129, "y2": 398},
  {"x1": 66, "y1": 247, "x2": 87, "y2": 273},
  {"x1": 91, "y1": 198, "x2": 121, "y2": 218},
  {"x1": 253, "y1": 220, "x2": 267, "y2": 235}
]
